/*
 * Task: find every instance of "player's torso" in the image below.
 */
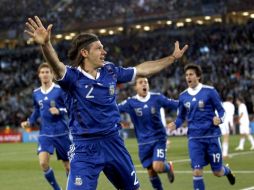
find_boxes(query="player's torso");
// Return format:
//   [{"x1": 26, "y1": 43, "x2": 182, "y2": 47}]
[
  {"x1": 34, "y1": 87, "x2": 68, "y2": 133},
  {"x1": 128, "y1": 95, "x2": 166, "y2": 141},
  {"x1": 181, "y1": 88, "x2": 214, "y2": 118}
]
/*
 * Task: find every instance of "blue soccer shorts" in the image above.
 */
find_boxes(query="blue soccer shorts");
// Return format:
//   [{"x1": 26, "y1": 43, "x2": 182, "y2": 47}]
[
  {"x1": 188, "y1": 137, "x2": 223, "y2": 172},
  {"x1": 37, "y1": 134, "x2": 71, "y2": 161},
  {"x1": 138, "y1": 139, "x2": 167, "y2": 168},
  {"x1": 67, "y1": 132, "x2": 140, "y2": 190}
]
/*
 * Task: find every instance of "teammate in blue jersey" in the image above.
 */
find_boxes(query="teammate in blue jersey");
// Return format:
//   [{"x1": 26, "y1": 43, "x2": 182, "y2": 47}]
[
  {"x1": 21, "y1": 63, "x2": 71, "y2": 190},
  {"x1": 168, "y1": 64, "x2": 235, "y2": 190},
  {"x1": 118, "y1": 77, "x2": 178, "y2": 190},
  {"x1": 24, "y1": 16, "x2": 188, "y2": 190}
]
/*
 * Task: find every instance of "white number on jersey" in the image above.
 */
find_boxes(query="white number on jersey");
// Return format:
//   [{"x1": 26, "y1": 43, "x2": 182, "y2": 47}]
[
  {"x1": 212, "y1": 153, "x2": 221, "y2": 163},
  {"x1": 131, "y1": 170, "x2": 139, "y2": 185},
  {"x1": 134, "y1": 108, "x2": 143, "y2": 116},
  {"x1": 157, "y1": 149, "x2": 165, "y2": 158},
  {"x1": 85, "y1": 86, "x2": 94, "y2": 99}
]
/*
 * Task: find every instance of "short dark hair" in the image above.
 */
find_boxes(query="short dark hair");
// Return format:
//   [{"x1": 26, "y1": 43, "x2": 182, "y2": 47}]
[
  {"x1": 226, "y1": 95, "x2": 233, "y2": 101},
  {"x1": 184, "y1": 64, "x2": 202, "y2": 77},
  {"x1": 37, "y1": 62, "x2": 53, "y2": 74},
  {"x1": 68, "y1": 33, "x2": 99, "y2": 67},
  {"x1": 236, "y1": 96, "x2": 245, "y2": 103}
]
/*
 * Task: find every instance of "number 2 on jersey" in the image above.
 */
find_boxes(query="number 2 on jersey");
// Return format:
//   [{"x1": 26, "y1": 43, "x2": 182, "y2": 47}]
[{"x1": 85, "y1": 86, "x2": 94, "y2": 98}]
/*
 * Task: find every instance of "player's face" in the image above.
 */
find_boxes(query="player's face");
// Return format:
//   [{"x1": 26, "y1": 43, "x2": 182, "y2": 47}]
[
  {"x1": 38, "y1": 67, "x2": 53, "y2": 84},
  {"x1": 185, "y1": 69, "x2": 200, "y2": 88},
  {"x1": 135, "y1": 78, "x2": 149, "y2": 97},
  {"x1": 85, "y1": 41, "x2": 107, "y2": 69}
]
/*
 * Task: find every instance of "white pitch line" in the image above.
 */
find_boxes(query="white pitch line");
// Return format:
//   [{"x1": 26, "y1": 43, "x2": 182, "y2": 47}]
[
  {"x1": 136, "y1": 170, "x2": 254, "y2": 174},
  {"x1": 134, "y1": 150, "x2": 254, "y2": 168},
  {"x1": 240, "y1": 187, "x2": 254, "y2": 190}
]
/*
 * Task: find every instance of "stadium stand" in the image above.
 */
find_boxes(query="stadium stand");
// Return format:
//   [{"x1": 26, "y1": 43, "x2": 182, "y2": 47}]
[{"x1": 0, "y1": 0, "x2": 254, "y2": 128}]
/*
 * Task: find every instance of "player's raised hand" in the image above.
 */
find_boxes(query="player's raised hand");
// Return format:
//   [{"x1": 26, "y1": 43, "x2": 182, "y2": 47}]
[
  {"x1": 25, "y1": 16, "x2": 52, "y2": 45},
  {"x1": 171, "y1": 41, "x2": 188, "y2": 59}
]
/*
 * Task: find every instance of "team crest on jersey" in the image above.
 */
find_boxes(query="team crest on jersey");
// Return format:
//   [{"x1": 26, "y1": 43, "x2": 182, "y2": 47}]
[
  {"x1": 74, "y1": 176, "x2": 83, "y2": 186},
  {"x1": 198, "y1": 100, "x2": 205, "y2": 109},
  {"x1": 151, "y1": 107, "x2": 156, "y2": 114},
  {"x1": 184, "y1": 102, "x2": 190, "y2": 109},
  {"x1": 109, "y1": 84, "x2": 115, "y2": 95}
]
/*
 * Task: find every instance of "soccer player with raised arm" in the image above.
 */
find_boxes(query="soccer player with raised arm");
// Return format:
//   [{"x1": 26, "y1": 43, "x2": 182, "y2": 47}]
[
  {"x1": 24, "y1": 16, "x2": 188, "y2": 190},
  {"x1": 21, "y1": 63, "x2": 71, "y2": 190},
  {"x1": 118, "y1": 77, "x2": 178, "y2": 190},
  {"x1": 168, "y1": 64, "x2": 235, "y2": 190}
]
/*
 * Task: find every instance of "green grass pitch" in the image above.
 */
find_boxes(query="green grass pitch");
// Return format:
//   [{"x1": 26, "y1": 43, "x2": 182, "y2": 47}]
[{"x1": 0, "y1": 135, "x2": 253, "y2": 190}]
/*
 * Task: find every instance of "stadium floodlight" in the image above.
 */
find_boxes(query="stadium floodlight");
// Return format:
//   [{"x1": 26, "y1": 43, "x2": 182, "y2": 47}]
[
  {"x1": 196, "y1": 20, "x2": 204, "y2": 25},
  {"x1": 99, "y1": 29, "x2": 106, "y2": 34},
  {"x1": 176, "y1": 22, "x2": 184, "y2": 27},
  {"x1": 185, "y1": 18, "x2": 192, "y2": 23},
  {"x1": 55, "y1": 34, "x2": 63, "y2": 39},
  {"x1": 204, "y1": 16, "x2": 211, "y2": 20},
  {"x1": 143, "y1": 26, "x2": 150, "y2": 31},
  {"x1": 166, "y1": 20, "x2": 172, "y2": 25},
  {"x1": 64, "y1": 35, "x2": 72, "y2": 40},
  {"x1": 135, "y1": 25, "x2": 141, "y2": 29},
  {"x1": 118, "y1": 27, "x2": 124, "y2": 31},
  {"x1": 109, "y1": 30, "x2": 114, "y2": 35},
  {"x1": 242, "y1": 12, "x2": 249, "y2": 16},
  {"x1": 214, "y1": 18, "x2": 222, "y2": 22}
]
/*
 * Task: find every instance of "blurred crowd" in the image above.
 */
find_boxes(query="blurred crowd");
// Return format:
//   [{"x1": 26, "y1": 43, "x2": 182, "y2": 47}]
[
  {"x1": 0, "y1": 18, "x2": 253, "y2": 128},
  {"x1": 0, "y1": 0, "x2": 250, "y2": 38}
]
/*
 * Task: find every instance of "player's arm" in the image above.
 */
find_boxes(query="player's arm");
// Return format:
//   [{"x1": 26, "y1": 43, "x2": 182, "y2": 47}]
[
  {"x1": 24, "y1": 16, "x2": 65, "y2": 80},
  {"x1": 211, "y1": 89, "x2": 225, "y2": 126},
  {"x1": 160, "y1": 94, "x2": 179, "y2": 110},
  {"x1": 21, "y1": 95, "x2": 40, "y2": 128},
  {"x1": 135, "y1": 41, "x2": 188, "y2": 77},
  {"x1": 118, "y1": 99, "x2": 130, "y2": 113},
  {"x1": 167, "y1": 99, "x2": 186, "y2": 132}
]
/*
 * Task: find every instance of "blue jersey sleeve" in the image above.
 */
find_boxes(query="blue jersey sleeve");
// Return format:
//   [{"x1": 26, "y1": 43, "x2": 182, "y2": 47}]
[
  {"x1": 210, "y1": 88, "x2": 225, "y2": 122},
  {"x1": 28, "y1": 93, "x2": 40, "y2": 125},
  {"x1": 58, "y1": 66, "x2": 78, "y2": 91},
  {"x1": 115, "y1": 66, "x2": 136, "y2": 83},
  {"x1": 57, "y1": 90, "x2": 68, "y2": 116},
  {"x1": 159, "y1": 94, "x2": 179, "y2": 110},
  {"x1": 175, "y1": 98, "x2": 187, "y2": 128},
  {"x1": 118, "y1": 99, "x2": 130, "y2": 113}
]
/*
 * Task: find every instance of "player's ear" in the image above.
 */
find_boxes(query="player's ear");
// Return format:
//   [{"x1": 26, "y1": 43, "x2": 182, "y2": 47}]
[{"x1": 80, "y1": 48, "x2": 88, "y2": 58}]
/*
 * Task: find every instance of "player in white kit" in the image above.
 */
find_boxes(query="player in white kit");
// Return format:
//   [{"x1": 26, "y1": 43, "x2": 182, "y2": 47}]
[
  {"x1": 235, "y1": 96, "x2": 254, "y2": 151},
  {"x1": 219, "y1": 95, "x2": 235, "y2": 159}
]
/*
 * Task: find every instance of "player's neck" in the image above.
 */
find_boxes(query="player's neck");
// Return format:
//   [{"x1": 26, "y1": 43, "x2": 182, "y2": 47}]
[
  {"x1": 41, "y1": 81, "x2": 53, "y2": 91},
  {"x1": 82, "y1": 64, "x2": 98, "y2": 79}
]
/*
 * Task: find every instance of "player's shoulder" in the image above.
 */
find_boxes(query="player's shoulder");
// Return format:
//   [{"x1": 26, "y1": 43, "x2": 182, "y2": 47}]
[
  {"x1": 33, "y1": 87, "x2": 41, "y2": 93},
  {"x1": 202, "y1": 84, "x2": 215, "y2": 90},
  {"x1": 103, "y1": 61, "x2": 115, "y2": 69},
  {"x1": 119, "y1": 96, "x2": 133, "y2": 105},
  {"x1": 150, "y1": 92, "x2": 161, "y2": 96},
  {"x1": 179, "y1": 89, "x2": 188, "y2": 96},
  {"x1": 53, "y1": 83, "x2": 61, "y2": 89}
]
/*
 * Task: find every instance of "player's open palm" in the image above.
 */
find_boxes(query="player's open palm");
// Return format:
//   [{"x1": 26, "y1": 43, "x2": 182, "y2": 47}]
[
  {"x1": 172, "y1": 41, "x2": 188, "y2": 59},
  {"x1": 25, "y1": 16, "x2": 52, "y2": 45}
]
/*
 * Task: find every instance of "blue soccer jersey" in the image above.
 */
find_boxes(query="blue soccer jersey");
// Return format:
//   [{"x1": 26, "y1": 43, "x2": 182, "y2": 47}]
[
  {"x1": 58, "y1": 62, "x2": 136, "y2": 138},
  {"x1": 118, "y1": 92, "x2": 178, "y2": 144},
  {"x1": 28, "y1": 83, "x2": 69, "y2": 136},
  {"x1": 175, "y1": 83, "x2": 225, "y2": 138}
]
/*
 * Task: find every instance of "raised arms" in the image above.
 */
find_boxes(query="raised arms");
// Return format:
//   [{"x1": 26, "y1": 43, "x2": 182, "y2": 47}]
[
  {"x1": 135, "y1": 41, "x2": 188, "y2": 77},
  {"x1": 25, "y1": 16, "x2": 65, "y2": 79}
]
